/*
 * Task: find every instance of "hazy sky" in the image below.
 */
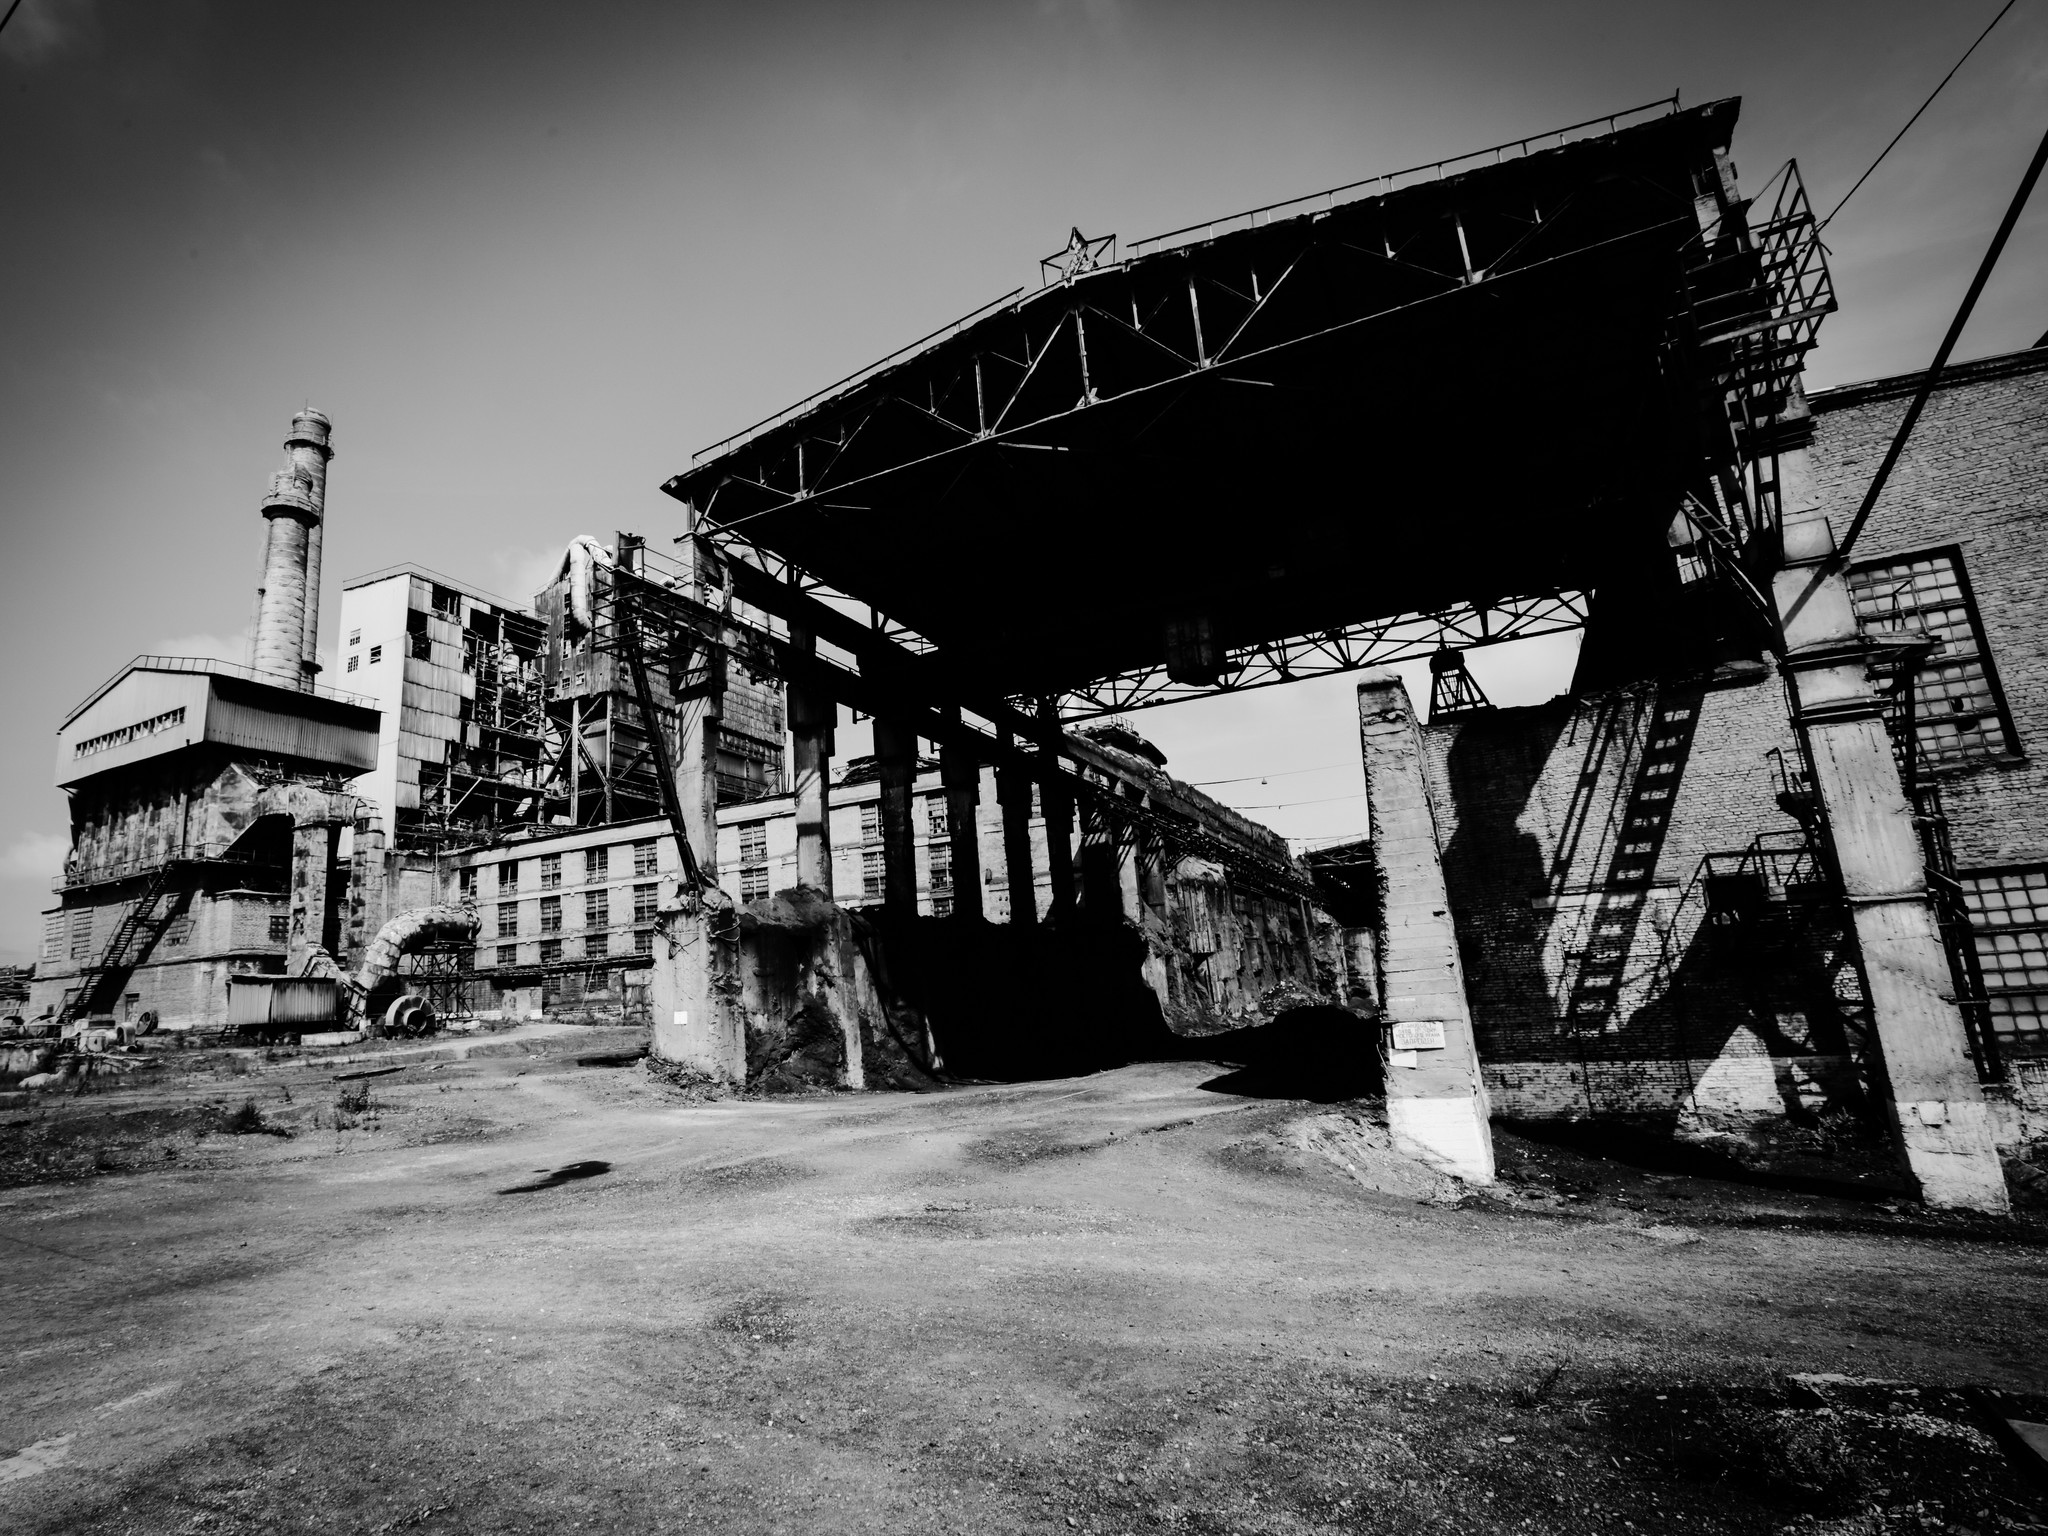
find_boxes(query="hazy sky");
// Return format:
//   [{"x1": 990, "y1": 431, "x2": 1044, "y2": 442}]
[{"x1": 1, "y1": 0, "x2": 2043, "y2": 963}]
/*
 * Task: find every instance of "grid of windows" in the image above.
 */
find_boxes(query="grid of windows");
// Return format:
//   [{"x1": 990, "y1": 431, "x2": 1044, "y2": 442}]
[
  {"x1": 585, "y1": 890, "x2": 608, "y2": 929},
  {"x1": 68, "y1": 910, "x2": 93, "y2": 960},
  {"x1": 585, "y1": 931, "x2": 609, "y2": 958},
  {"x1": 346, "y1": 655, "x2": 358, "y2": 673},
  {"x1": 1848, "y1": 550, "x2": 2014, "y2": 768},
  {"x1": 740, "y1": 866, "x2": 771, "y2": 902},
  {"x1": 458, "y1": 867, "x2": 475, "y2": 897},
  {"x1": 634, "y1": 839, "x2": 658, "y2": 877},
  {"x1": 540, "y1": 895, "x2": 562, "y2": 933},
  {"x1": 497, "y1": 903, "x2": 518, "y2": 939},
  {"x1": 497, "y1": 944, "x2": 518, "y2": 967},
  {"x1": 738, "y1": 821, "x2": 768, "y2": 863},
  {"x1": 540, "y1": 854, "x2": 561, "y2": 890},
  {"x1": 925, "y1": 796, "x2": 949, "y2": 838},
  {"x1": 634, "y1": 928, "x2": 654, "y2": 955},
  {"x1": 1961, "y1": 867, "x2": 2048, "y2": 1056},
  {"x1": 499, "y1": 861, "x2": 519, "y2": 891},
  {"x1": 586, "y1": 846, "x2": 608, "y2": 882},
  {"x1": 633, "y1": 883, "x2": 658, "y2": 922},
  {"x1": 268, "y1": 915, "x2": 290, "y2": 943},
  {"x1": 928, "y1": 841, "x2": 953, "y2": 893},
  {"x1": 539, "y1": 938, "x2": 563, "y2": 965},
  {"x1": 369, "y1": 644, "x2": 383, "y2": 664},
  {"x1": 861, "y1": 849, "x2": 885, "y2": 899},
  {"x1": 859, "y1": 803, "x2": 882, "y2": 844}
]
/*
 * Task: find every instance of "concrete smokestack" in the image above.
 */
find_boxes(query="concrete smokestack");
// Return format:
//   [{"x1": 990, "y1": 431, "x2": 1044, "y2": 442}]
[{"x1": 248, "y1": 409, "x2": 332, "y2": 690}]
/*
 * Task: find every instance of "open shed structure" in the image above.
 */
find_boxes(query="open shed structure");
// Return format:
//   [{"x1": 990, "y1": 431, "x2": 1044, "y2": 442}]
[{"x1": 642, "y1": 97, "x2": 2009, "y2": 1211}]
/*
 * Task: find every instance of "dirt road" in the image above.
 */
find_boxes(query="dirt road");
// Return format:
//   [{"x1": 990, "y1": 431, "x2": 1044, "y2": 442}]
[{"x1": 2, "y1": 1029, "x2": 2044, "y2": 1534}]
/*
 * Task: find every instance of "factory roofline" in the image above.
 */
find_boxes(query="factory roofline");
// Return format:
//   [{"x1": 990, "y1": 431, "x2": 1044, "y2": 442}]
[{"x1": 60, "y1": 654, "x2": 373, "y2": 734}]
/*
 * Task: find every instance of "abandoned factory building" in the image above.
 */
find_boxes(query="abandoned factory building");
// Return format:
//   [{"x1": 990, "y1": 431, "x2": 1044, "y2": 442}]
[{"x1": 20, "y1": 97, "x2": 2047, "y2": 1215}]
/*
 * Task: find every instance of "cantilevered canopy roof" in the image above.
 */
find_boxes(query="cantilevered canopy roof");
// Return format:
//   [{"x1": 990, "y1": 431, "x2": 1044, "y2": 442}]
[{"x1": 663, "y1": 98, "x2": 1768, "y2": 707}]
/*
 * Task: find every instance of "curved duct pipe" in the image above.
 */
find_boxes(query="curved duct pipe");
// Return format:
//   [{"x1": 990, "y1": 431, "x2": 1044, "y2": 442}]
[
  {"x1": 557, "y1": 535, "x2": 614, "y2": 638},
  {"x1": 342, "y1": 904, "x2": 482, "y2": 1028}
]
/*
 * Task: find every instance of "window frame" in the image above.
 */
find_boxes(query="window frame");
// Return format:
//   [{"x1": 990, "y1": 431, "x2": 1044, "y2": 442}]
[{"x1": 1959, "y1": 862, "x2": 2048, "y2": 1058}]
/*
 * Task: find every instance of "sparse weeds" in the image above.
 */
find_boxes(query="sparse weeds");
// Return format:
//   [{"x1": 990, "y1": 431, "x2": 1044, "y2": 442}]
[{"x1": 227, "y1": 1098, "x2": 292, "y2": 1138}]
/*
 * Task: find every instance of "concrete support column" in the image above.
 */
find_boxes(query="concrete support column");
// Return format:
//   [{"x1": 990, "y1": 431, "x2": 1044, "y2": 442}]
[
  {"x1": 1357, "y1": 671, "x2": 1495, "y2": 1183},
  {"x1": 996, "y1": 761, "x2": 1038, "y2": 926},
  {"x1": 1041, "y1": 779, "x2": 1077, "y2": 917},
  {"x1": 940, "y1": 742, "x2": 983, "y2": 920},
  {"x1": 1773, "y1": 429, "x2": 2008, "y2": 1212},
  {"x1": 287, "y1": 818, "x2": 343, "y2": 973},
  {"x1": 1079, "y1": 800, "x2": 1123, "y2": 917},
  {"x1": 651, "y1": 655, "x2": 746, "y2": 1083},
  {"x1": 788, "y1": 630, "x2": 834, "y2": 895},
  {"x1": 875, "y1": 716, "x2": 919, "y2": 916}
]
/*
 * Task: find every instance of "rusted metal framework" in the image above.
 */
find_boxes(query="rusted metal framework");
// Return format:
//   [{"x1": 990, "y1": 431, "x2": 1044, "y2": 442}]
[{"x1": 665, "y1": 98, "x2": 1805, "y2": 724}]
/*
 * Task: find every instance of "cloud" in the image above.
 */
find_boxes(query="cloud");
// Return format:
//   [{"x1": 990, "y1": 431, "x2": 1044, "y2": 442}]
[
  {"x1": 150, "y1": 629, "x2": 250, "y2": 666},
  {"x1": 0, "y1": 831, "x2": 67, "y2": 883},
  {"x1": 0, "y1": 0, "x2": 100, "y2": 67}
]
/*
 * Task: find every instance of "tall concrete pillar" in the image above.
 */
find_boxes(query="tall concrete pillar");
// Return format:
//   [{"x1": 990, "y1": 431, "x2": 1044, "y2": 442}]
[
  {"x1": 287, "y1": 817, "x2": 343, "y2": 973},
  {"x1": 996, "y1": 761, "x2": 1038, "y2": 926},
  {"x1": 788, "y1": 631, "x2": 834, "y2": 895},
  {"x1": 940, "y1": 742, "x2": 983, "y2": 920},
  {"x1": 651, "y1": 664, "x2": 746, "y2": 1083},
  {"x1": 1357, "y1": 672, "x2": 1495, "y2": 1183},
  {"x1": 1079, "y1": 800, "x2": 1123, "y2": 916},
  {"x1": 1773, "y1": 419, "x2": 2008, "y2": 1212},
  {"x1": 875, "y1": 716, "x2": 919, "y2": 916},
  {"x1": 1042, "y1": 779, "x2": 1077, "y2": 917}
]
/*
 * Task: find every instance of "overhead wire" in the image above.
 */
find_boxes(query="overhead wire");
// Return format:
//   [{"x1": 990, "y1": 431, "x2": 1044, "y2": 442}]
[
  {"x1": 1190, "y1": 761, "x2": 1350, "y2": 787},
  {"x1": 1818, "y1": 0, "x2": 2019, "y2": 233}
]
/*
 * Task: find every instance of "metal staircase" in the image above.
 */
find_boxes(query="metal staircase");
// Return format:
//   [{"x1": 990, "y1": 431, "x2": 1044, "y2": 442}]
[{"x1": 56, "y1": 862, "x2": 181, "y2": 1027}]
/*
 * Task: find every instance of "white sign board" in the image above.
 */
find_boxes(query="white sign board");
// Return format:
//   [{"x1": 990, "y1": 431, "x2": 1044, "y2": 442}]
[{"x1": 1390, "y1": 1020, "x2": 1447, "y2": 1051}]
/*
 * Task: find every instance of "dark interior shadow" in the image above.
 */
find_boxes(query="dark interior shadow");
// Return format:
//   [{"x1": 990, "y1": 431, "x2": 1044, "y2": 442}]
[
  {"x1": 1192, "y1": 1006, "x2": 1384, "y2": 1102},
  {"x1": 575, "y1": 1051, "x2": 647, "y2": 1068},
  {"x1": 1499, "y1": 1118, "x2": 1907, "y2": 1203},
  {"x1": 497, "y1": 1160, "x2": 613, "y2": 1195}
]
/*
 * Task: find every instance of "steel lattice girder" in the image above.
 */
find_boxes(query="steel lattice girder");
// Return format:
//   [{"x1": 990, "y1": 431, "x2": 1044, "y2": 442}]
[{"x1": 665, "y1": 100, "x2": 1751, "y2": 703}]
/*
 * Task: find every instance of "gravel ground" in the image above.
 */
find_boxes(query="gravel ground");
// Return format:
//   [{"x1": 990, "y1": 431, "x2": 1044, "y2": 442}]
[{"x1": 2, "y1": 1026, "x2": 2044, "y2": 1535}]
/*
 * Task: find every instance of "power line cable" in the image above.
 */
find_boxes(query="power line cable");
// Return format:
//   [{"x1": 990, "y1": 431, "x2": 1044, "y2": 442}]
[
  {"x1": 1223, "y1": 790, "x2": 1369, "y2": 812},
  {"x1": 1190, "y1": 761, "x2": 1350, "y2": 787},
  {"x1": 0, "y1": 0, "x2": 25, "y2": 38},
  {"x1": 1819, "y1": 0, "x2": 2019, "y2": 232}
]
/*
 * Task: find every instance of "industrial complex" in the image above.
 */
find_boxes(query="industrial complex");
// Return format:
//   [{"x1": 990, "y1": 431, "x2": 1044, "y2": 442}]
[{"x1": 17, "y1": 97, "x2": 2046, "y2": 1217}]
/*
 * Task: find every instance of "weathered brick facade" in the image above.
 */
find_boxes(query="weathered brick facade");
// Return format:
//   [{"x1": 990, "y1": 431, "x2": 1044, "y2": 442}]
[{"x1": 1420, "y1": 347, "x2": 2048, "y2": 1131}]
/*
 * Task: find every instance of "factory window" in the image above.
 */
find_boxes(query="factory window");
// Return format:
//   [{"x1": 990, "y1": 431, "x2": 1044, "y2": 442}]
[
  {"x1": 633, "y1": 883, "x2": 658, "y2": 923},
  {"x1": 369, "y1": 645, "x2": 382, "y2": 664},
  {"x1": 929, "y1": 842, "x2": 952, "y2": 893},
  {"x1": 432, "y1": 584, "x2": 461, "y2": 617},
  {"x1": 540, "y1": 854, "x2": 561, "y2": 890},
  {"x1": 497, "y1": 944, "x2": 518, "y2": 968},
  {"x1": 737, "y1": 821, "x2": 768, "y2": 863},
  {"x1": 409, "y1": 631, "x2": 432, "y2": 661},
  {"x1": 41, "y1": 911, "x2": 63, "y2": 964},
  {"x1": 585, "y1": 931, "x2": 608, "y2": 959},
  {"x1": 540, "y1": 895, "x2": 562, "y2": 934},
  {"x1": 499, "y1": 861, "x2": 518, "y2": 891},
  {"x1": 861, "y1": 849, "x2": 885, "y2": 900},
  {"x1": 633, "y1": 839, "x2": 657, "y2": 877},
  {"x1": 539, "y1": 938, "x2": 563, "y2": 965},
  {"x1": 585, "y1": 846, "x2": 608, "y2": 882},
  {"x1": 66, "y1": 909, "x2": 95, "y2": 959},
  {"x1": 267, "y1": 915, "x2": 289, "y2": 944},
  {"x1": 740, "y1": 866, "x2": 770, "y2": 902},
  {"x1": 458, "y1": 867, "x2": 475, "y2": 898},
  {"x1": 926, "y1": 796, "x2": 949, "y2": 838},
  {"x1": 497, "y1": 903, "x2": 518, "y2": 939},
  {"x1": 1961, "y1": 866, "x2": 2048, "y2": 1057},
  {"x1": 634, "y1": 928, "x2": 654, "y2": 955},
  {"x1": 346, "y1": 656, "x2": 358, "y2": 674},
  {"x1": 1849, "y1": 549, "x2": 2016, "y2": 770},
  {"x1": 348, "y1": 629, "x2": 361, "y2": 647},
  {"x1": 860, "y1": 803, "x2": 882, "y2": 844},
  {"x1": 585, "y1": 890, "x2": 608, "y2": 930}
]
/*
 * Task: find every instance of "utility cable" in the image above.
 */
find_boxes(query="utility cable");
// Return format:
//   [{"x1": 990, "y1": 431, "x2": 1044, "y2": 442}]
[
  {"x1": 1221, "y1": 790, "x2": 1368, "y2": 812},
  {"x1": 0, "y1": 0, "x2": 24, "y2": 39},
  {"x1": 1819, "y1": 0, "x2": 2019, "y2": 232},
  {"x1": 1190, "y1": 761, "x2": 1349, "y2": 787},
  {"x1": 1832, "y1": 116, "x2": 2048, "y2": 567}
]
